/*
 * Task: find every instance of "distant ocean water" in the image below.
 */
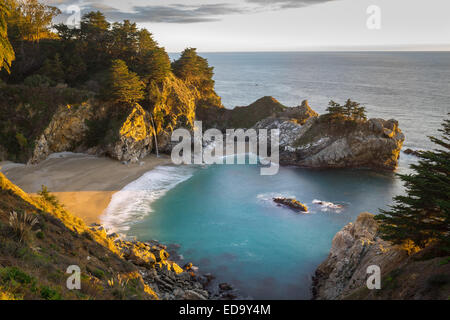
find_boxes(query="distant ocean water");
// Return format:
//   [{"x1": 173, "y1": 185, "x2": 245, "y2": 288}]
[
  {"x1": 172, "y1": 51, "x2": 450, "y2": 151},
  {"x1": 104, "y1": 52, "x2": 450, "y2": 299}
]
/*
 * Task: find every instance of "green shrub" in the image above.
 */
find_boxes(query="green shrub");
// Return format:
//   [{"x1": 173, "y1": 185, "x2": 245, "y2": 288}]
[
  {"x1": 36, "y1": 231, "x2": 45, "y2": 239},
  {"x1": 39, "y1": 285, "x2": 62, "y2": 300},
  {"x1": 38, "y1": 185, "x2": 60, "y2": 207},
  {"x1": 0, "y1": 267, "x2": 34, "y2": 285},
  {"x1": 9, "y1": 211, "x2": 39, "y2": 244},
  {"x1": 24, "y1": 74, "x2": 52, "y2": 88},
  {"x1": 93, "y1": 268, "x2": 105, "y2": 279},
  {"x1": 15, "y1": 133, "x2": 28, "y2": 149}
]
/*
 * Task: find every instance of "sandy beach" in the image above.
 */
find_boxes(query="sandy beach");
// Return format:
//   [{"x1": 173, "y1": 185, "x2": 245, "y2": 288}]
[{"x1": 0, "y1": 153, "x2": 171, "y2": 225}]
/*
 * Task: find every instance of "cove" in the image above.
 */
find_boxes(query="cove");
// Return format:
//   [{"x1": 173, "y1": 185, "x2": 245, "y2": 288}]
[{"x1": 108, "y1": 161, "x2": 403, "y2": 299}]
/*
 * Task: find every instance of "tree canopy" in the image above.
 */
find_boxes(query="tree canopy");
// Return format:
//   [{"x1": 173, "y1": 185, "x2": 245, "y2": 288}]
[
  {"x1": 376, "y1": 116, "x2": 450, "y2": 250},
  {"x1": 326, "y1": 99, "x2": 367, "y2": 121},
  {"x1": 106, "y1": 59, "x2": 145, "y2": 106},
  {"x1": 172, "y1": 48, "x2": 214, "y2": 86},
  {"x1": 6, "y1": 0, "x2": 60, "y2": 43},
  {"x1": 172, "y1": 48, "x2": 221, "y2": 107}
]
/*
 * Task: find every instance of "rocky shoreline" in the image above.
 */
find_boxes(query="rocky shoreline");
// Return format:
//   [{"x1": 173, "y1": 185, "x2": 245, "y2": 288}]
[
  {"x1": 3, "y1": 94, "x2": 409, "y2": 300},
  {"x1": 311, "y1": 213, "x2": 450, "y2": 300},
  {"x1": 89, "y1": 223, "x2": 238, "y2": 300},
  {"x1": 27, "y1": 96, "x2": 405, "y2": 172}
]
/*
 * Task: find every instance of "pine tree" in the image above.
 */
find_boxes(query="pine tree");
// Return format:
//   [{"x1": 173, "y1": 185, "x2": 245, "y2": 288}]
[
  {"x1": 0, "y1": 2, "x2": 15, "y2": 73},
  {"x1": 135, "y1": 45, "x2": 171, "y2": 85},
  {"x1": 172, "y1": 47, "x2": 215, "y2": 90},
  {"x1": 172, "y1": 47, "x2": 221, "y2": 107},
  {"x1": 326, "y1": 99, "x2": 367, "y2": 120},
  {"x1": 326, "y1": 100, "x2": 345, "y2": 116},
  {"x1": 376, "y1": 116, "x2": 450, "y2": 249},
  {"x1": 106, "y1": 59, "x2": 145, "y2": 106},
  {"x1": 39, "y1": 53, "x2": 65, "y2": 83}
]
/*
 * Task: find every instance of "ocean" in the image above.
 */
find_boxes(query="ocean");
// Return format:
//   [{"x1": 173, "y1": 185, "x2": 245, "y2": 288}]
[{"x1": 102, "y1": 52, "x2": 450, "y2": 299}]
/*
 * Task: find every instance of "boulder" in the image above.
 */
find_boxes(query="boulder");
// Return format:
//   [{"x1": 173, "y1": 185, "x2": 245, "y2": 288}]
[
  {"x1": 183, "y1": 290, "x2": 208, "y2": 300},
  {"x1": 404, "y1": 148, "x2": 422, "y2": 157},
  {"x1": 273, "y1": 197, "x2": 308, "y2": 212},
  {"x1": 219, "y1": 283, "x2": 233, "y2": 291}
]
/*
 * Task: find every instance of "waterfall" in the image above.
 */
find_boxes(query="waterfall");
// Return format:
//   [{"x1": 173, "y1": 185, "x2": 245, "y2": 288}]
[{"x1": 149, "y1": 113, "x2": 159, "y2": 157}]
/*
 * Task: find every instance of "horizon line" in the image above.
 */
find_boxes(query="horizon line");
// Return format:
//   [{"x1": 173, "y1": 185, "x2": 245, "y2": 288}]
[{"x1": 168, "y1": 49, "x2": 450, "y2": 54}]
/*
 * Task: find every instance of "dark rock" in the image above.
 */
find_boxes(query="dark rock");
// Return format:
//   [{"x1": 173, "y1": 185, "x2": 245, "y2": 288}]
[
  {"x1": 404, "y1": 148, "x2": 422, "y2": 156},
  {"x1": 273, "y1": 197, "x2": 308, "y2": 212},
  {"x1": 219, "y1": 283, "x2": 233, "y2": 291},
  {"x1": 184, "y1": 290, "x2": 208, "y2": 300}
]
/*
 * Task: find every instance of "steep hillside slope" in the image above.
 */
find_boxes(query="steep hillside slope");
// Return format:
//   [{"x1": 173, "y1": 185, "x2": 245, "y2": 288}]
[{"x1": 0, "y1": 173, "x2": 208, "y2": 300}]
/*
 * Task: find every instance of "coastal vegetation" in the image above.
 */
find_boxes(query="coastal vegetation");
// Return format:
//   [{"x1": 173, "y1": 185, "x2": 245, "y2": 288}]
[
  {"x1": 0, "y1": 2, "x2": 14, "y2": 73},
  {"x1": 325, "y1": 99, "x2": 367, "y2": 121},
  {"x1": 0, "y1": 0, "x2": 448, "y2": 301},
  {"x1": 0, "y1": 172, "x2": 204, "y2": 300},
  {"x1": 376, "y1": 116, "x2": 450, "y2": 251},
  {"x1": 0, "y1": 0, "x2": 221, "y2": 163}
]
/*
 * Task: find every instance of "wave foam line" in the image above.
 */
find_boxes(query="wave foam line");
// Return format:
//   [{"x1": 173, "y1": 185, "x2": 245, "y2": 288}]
[{"x1": 101, "y1": 165, "x2": 195, "y2": 233}]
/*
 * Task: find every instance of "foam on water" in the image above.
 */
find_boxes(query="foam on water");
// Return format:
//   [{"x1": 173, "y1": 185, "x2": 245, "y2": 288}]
[
  {"x1": 312, "y1": 199, "x2": 345, "y2": 213},
  {"x1": 101, "y1": 165, "x2": 195, "y2": 233}
]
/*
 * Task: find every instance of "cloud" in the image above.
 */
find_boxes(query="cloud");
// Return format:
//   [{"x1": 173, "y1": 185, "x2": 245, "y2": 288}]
[
  {"x1": 50, "y1": 0, "x2": 340, "y2": 24},
  {"x1": 52, "y1": 1, "x2": 247, "y2": 24},
  {"x1": 246, "y1": 0, "x2": 338, "y2": 9},
  {"x1": 106, "y1": 4, "x2": 245, "y2": 23}
]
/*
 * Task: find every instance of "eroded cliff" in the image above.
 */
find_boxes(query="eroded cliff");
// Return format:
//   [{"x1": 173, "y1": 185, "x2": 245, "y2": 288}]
[{"x1": 312, "y1": 213, "x2": 450, "y2": 300}]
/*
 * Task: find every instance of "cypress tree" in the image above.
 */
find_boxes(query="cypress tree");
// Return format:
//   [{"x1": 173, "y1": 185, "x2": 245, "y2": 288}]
[
  {"x1": 376, "y1": 116, "x2": 450, "y2": 249},
  {"x1": 106, "y1": 59, "x2": 145, "y2": 106}
]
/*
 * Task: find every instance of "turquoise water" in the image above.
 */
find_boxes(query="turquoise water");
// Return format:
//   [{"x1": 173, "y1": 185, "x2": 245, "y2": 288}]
[
  {"x1": 104, "y1": 52, "x2": 449, "y2": 299},
  {"x1": 107, "y1": 162, "x2": 402, "y2": 299}
]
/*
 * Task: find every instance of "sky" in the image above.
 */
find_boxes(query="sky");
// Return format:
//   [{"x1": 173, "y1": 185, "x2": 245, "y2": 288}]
[{"x1": 44, "y1": 0, "x2": 450, "y2": 52}]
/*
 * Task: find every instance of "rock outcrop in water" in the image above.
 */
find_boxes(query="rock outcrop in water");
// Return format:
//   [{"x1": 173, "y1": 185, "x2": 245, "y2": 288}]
[
  {"x1": 197, "y1": 96, "x2": 317, "y2": 131},
  {"x1": 273, "y1": 197, "x2": 308, "y2": 212},
  {"x1": 198, "y1": 95, "x2": 403, "y2": 170},
  {"x1": 312, "y1": 212, "x2": 450, "y2": 300},
  {"x1": 404, "y1": 148, "x2": 422, "y2": 157},
  {"x1": 27, "y1": 91, "x2": 404, "y2": 171},
  {"x1": 254, "y1": 110, "x2": 405, "y2": 170}
]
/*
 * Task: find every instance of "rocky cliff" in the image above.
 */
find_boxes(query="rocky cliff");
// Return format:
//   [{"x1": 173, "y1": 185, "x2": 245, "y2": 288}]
[
  {"x1": 30, "y1": 102, "x2": 94, "y2": 164},
  {"x1": 25, "y1": 92, "x2": 404, "y2": 170},
  {"x1": 150, "y1": 73, "x2": 197, "y2": 153},
  {"x1": 254, "y1": 113, "x2": 405, "y2": 170},
  {"x1": 197, "y1": 96, "x2": 317, "y2": 131},
  {"x1": 312, "y1": 213, "x2": 450, "y2": 300},
  {"x1": 27, "y1": 73, "x2": 200, "y2": 164},
  {"x1": 107, "y1": 104, "x2": 154, "y2": 163}
]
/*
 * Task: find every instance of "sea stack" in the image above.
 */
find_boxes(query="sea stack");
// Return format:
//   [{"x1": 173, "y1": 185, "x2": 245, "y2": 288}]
[{"x1": 273, "y1": 197, "x2": 309, "y2": 212}]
